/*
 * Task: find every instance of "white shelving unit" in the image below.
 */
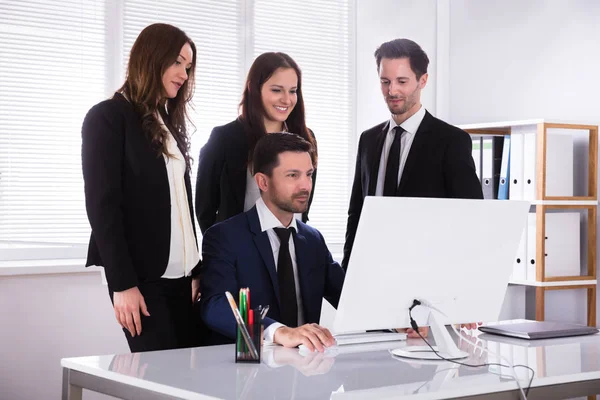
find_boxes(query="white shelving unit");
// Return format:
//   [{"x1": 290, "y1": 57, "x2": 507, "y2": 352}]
[{"x1": 461, "y1": 120, "x2": 598, "y2": 327}]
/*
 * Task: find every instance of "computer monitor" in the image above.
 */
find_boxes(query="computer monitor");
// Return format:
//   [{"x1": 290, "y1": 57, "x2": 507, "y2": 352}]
[{"x1": 332, "y1": 196, "x2": 530, "y2": 360}]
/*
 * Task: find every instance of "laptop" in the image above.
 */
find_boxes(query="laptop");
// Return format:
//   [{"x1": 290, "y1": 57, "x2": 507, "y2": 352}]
[{"x1": 479, "y1": 319, "x2": 599, "y2": 340}]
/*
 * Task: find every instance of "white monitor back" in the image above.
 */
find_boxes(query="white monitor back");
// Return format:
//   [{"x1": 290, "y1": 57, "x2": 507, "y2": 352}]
[{"x1": 333, "y1": 197, "x2": 529, "y2": 334}]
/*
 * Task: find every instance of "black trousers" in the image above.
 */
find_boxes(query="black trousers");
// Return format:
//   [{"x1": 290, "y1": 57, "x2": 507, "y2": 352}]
[{"x1": 109, "y1": 276, "x2": 202, "y2": 352}]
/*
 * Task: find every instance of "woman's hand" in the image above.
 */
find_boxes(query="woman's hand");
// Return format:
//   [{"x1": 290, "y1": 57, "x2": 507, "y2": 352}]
[{"x1": 113, "y1": 286, "x2": 150, "y2": 337}]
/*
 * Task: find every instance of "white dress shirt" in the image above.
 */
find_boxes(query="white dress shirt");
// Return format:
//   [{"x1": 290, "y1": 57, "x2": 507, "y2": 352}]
[
  {"x1": 157, "y1": 113, "x2": 200, "y2": 278},
  {"x1": 254, "y1": 197, "x2": 305, "y2": 342},
  {"x1": 375, "y1": 105, "x2": 427, "y2": 196}
]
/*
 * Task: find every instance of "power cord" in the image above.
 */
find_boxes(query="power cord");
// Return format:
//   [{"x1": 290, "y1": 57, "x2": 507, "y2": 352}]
[
  {"x1": 448, "y1": 324, "x2": 534, "y2": 397},
  {"x1": 401, "y1": 299, "x2": 535, "y2": 400}
]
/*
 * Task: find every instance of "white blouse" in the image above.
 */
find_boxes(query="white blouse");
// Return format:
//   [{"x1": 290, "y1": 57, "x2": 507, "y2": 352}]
[{"x1": 157, "y1": 113, "x2": 200, "y2": 278}]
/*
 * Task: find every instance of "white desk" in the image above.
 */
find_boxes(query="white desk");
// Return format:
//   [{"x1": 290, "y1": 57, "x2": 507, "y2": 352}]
[{"x1": 61, "y1": 331, "x2": 600, "y2": 399}]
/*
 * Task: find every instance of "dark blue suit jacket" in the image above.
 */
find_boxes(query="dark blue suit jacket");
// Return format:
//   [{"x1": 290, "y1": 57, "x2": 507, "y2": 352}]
[{"x1": 200, "y1": 206, "x2": 345, "y2": 341}]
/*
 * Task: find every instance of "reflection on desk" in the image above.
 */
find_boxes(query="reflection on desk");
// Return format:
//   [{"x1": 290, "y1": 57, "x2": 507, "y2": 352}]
[
  {"x1": 61, "y1": 329, "x2": 600, "y2": 399},
  {"x1": 481, "y1": 331, "x2": 600, "y2": 382}
]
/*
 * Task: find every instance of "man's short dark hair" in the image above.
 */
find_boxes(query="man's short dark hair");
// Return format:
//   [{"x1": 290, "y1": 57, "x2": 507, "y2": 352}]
[
  {"x1": 252, "y1": 132, "x2": 314, "y2": 176},
  {"x1": 374, "y1": 38, "x2": 429, "y2": 80}
]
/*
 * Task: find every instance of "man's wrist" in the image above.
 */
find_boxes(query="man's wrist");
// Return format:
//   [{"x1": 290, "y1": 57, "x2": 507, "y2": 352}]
[
  {"x1": 272, "y1": 326, "x2": 285, "y2": 344},
  {"x1": 264, "y1": 322, "x2": 287, "y2": 343}
]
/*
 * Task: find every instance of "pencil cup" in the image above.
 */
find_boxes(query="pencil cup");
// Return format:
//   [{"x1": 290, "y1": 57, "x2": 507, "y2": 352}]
[{"x1": 235, "y1": 321, "x2": 262, "y2": 363}]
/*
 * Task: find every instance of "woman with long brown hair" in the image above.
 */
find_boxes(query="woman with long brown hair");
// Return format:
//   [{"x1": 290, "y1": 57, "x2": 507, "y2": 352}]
[
  {"x1": 82, "y1": 23, "x2": 202, "y2": 352},
  {"x1": 195, "y1": 52, "x2": 317, "y2": 234}
]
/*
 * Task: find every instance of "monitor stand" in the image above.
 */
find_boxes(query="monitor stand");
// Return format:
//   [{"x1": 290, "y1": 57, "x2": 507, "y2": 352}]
[{"x1": 391, "y1": 310, "x2": 469, "y2": 360}]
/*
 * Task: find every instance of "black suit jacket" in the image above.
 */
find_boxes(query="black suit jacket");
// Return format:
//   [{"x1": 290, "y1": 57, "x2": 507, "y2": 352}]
[
  {"x1": 81, "y1": 93, "x2": 200, "y2": 292},
  {"x1": 195, "y1": 118, "x2": 317, "y2": 234},
  {"x1": 342, "y1": 111, "x2": 483, "y2": 269}
]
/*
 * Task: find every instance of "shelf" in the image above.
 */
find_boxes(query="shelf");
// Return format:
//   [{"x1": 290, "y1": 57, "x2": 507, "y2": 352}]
[
  {"x1": 459, "y1": 119, "x2": 598, "y2": 131},
  {"x1": 458, "y1": 119, "x2": 545, "y2": 131},
  {"x1": 465, "y1": 119, "x2": 598, "y2": 326},
  {"x1": 509, "y1": 279, "x2": 597, "y2": 287},
  {"x1": 530, "y1": 200, "x2": 598, "y2": 206},
  {"x1": 488, "y1": 199, "x2": 597, "y2": 205}
]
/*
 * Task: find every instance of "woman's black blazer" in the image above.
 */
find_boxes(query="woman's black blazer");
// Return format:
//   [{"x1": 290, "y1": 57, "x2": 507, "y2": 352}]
[
  {"x1": 82, "y1": 93, "x2": 201, "y2": 292},
  {"x1": 195, "y1": 118, "x2": 317, "y2": 234}
]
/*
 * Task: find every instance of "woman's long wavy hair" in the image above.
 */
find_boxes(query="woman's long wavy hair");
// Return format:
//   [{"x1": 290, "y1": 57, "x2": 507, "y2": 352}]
[
  {"x1": 239, "y1": 52, "x2": 317, "y2": 167},
  {"x1": 117, "y1": 23, "x2": 196, "y2": 170}
]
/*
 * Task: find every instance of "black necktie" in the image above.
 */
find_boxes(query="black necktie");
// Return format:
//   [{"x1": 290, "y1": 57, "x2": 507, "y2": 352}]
[
  {"x1": 273, "y1": 227, "x2": 298, "y2": 327},
  {"x1": 383, "y1": 126, "x2": 404, "y2": 196}
]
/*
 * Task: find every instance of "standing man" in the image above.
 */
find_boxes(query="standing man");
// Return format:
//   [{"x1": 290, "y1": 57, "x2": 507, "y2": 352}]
[{"x1": 343, "y1": 38, "x2": 483, "y2": 270}]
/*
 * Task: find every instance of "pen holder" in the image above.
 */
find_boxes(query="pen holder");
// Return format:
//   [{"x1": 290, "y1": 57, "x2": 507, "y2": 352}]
[{"x1": 235, "y1": 321, "x2": 262, "y2": 363}]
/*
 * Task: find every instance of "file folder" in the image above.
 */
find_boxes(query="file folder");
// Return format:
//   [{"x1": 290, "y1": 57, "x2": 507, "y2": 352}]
[
  {"x1": 523, "y1": 132, "x2": 537, "y2": 200},
  {"x1": 471, "y1": 136, "x2": 482, "y2": 181},
  {"x1": 526, "y1": 212, "x2": 581, "y2": 280},
  {"x1": 526, "y1": 213, "x2": 537, "y2": 281},
  {"x1": 481, "y1": 137, "x2": 504, "y2": 199},
  {"x1": 481, "y1": 138, "x2": 494, "y2": 199},
  {"x1": 546, "y1": 132, "x2": 574, "y2": 197},
  {"x1": 545, "y1": 212, "x2": 580, "y2": 277},
  {"x1": 510, "y1": 127, "x2": 574, "y2": 200},
  {"x1": 511, "y1": 226, "x2": 527, "y2": 281},
  {"x1": 498, "y1": 135, "x2": 510, "y2": 200},
  {"x1": 509, "y1": 131, "x2": 524, "y2": 200}
]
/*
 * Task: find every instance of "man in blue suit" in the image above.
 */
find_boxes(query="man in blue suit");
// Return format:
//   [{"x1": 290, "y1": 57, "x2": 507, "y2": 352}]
[{"x1": 200, "y1": 132, "x2": 343, "y2": 352}]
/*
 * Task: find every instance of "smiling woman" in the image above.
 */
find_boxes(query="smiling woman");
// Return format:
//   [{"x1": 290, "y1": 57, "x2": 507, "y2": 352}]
[
  {"x1": 194, "y1": 52, "x2": 318, "y2": 235},
  {"x1": 81, "y1": 23, "x2": 204, "y2": 353}
]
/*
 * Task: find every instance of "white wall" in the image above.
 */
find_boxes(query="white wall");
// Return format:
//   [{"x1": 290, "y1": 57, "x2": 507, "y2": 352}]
[
  {"x1": 448, "y1": 0, "x2": 600, "y2": 125},
  {"x1": 448, "y1": 0, "x2": 598, "y2": 325},
  {"x1": 0, "y1": 271, "x2": 128, "y2": 399},
  {"x1": 356, "y1": 0, "x2": 439, "y2": 135}
]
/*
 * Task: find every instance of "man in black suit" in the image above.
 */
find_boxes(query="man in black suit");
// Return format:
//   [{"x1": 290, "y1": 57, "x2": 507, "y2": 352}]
[{"x1": 342, "y1": 38, "x2": 483, "y2": 270}]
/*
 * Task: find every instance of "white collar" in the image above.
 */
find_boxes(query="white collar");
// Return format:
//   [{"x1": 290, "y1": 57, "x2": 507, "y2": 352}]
[
  {"x1": 388, "y1": 105, "x2": 427, "y2": 135},
  {"x1": 255, "y1": 197, "x2": 298, "y2": 233}
]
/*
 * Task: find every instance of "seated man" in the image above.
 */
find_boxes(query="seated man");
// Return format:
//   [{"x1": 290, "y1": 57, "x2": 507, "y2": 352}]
[
  {"x1": 200, "y1": 132, "x2": 341, "y2": 352},
  {"x1": 200, "y1": 132, "x2": 429, "y2": 351}
]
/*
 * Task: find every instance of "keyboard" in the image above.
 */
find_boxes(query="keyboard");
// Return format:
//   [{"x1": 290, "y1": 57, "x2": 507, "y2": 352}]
[{"x1": 334, "y1": 331, "x2": 407, "y2": 346}]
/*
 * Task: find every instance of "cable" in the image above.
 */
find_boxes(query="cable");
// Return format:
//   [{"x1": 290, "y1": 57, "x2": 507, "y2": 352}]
[
  {"x1": 399, "y1": 300, "x2": 535, "y2": 400},
  {"x1": 449, "y1": 323, "x2": 534, "y2": 398},
  {"x1": 407, "y1": 302, "x2": 534, "y2": 398}
]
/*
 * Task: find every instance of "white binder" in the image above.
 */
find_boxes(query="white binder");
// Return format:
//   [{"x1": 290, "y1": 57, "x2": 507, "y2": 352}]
[
  {"x1": 526, "y1": 213, "x2": 537, "y2": 281},
  {"x1": 546, "y1": 132, "x2": 574, "y2": 197},
  {"x1": 545, "y1": 213, "x2": 580, "y2": 277},
  {"x1": 509, "y1": 131, "x2": 524, "y2": 200},
  {"x1": 526, "y1": 212, "x2": 581, "y2": 280},
  {"x1": 522, "y1": 132, "x2": 537, "y2": 200},
  {"x1": 481, "y1": 138, "x2": 494, "y2": 199},
  {"x1": 511, "y1": 227, "x2": 527, "y2": 281},
  {"x1": 471, "y1": 136, "x2": 482, "y2": 181}
]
